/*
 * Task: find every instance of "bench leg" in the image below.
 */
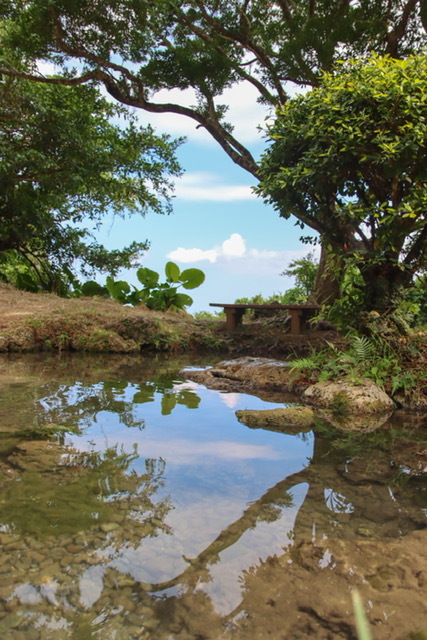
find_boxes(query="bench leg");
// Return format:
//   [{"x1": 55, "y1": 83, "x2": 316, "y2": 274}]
[
  {"x1": 225, "y1": 308, "x2": 245, "y2": 331},
  {"x1": 289, "y1": 310, "x2": 305, "y2": 335}
]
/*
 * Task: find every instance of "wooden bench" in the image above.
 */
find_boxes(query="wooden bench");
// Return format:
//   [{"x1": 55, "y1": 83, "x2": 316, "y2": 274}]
[{"x1": 209, "y1": 303, "x2": 321, "y2": 334}]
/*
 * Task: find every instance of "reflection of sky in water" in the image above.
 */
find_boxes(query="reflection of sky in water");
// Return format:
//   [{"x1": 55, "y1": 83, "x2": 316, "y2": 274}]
[
  {"x1": 105, "y1": 482, "x2": 309, "y2": 615},
  {"x1": 66, "y1": 381, "x2": 312, "y2": 505},
  {"x1": 2, "y1": 355, "x2": 427, "y2": 639},
  {"x1": 61, "y1": 378, "x2": 313, "y2": 614}
]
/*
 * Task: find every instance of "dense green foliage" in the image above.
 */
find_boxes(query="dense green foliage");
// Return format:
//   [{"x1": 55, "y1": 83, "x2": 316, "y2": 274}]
[
  {"x1": 290, "y1": 332, "x2": 420, "y2": 399},
  {"x1": 233, "y1": 253, "x2": 318, "y2": 312},
  {"x1": 106, "y1": 262, "x2": 205, "y2": 311},
  {"x1": 281, "y1": 252, "x2": 318, "y2": 303},
  {"x1": 1, "y1": 1, "x2": 423, "y2": 177},
  {"x1": 258, "y1": 54, "x2": 427, "y2": 320},
  {"x1": 1, "y1": 2, "x2": 426, "y2": 308},
  {"x1": 0, "y1": 66, "x2": 182, "y2": 292}
]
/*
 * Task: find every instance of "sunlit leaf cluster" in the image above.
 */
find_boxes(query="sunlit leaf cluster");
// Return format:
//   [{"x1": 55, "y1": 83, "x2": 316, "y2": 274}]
[
  {"x1": 258, "y1": 54, "x2": 427, "y2": 313},
  {"x1": 106, "y1": 261, "x2": 205, "y2": 311}
]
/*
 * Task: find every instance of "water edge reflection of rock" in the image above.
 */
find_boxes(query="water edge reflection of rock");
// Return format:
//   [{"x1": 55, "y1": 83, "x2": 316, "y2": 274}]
[{"x1": 0, "y1": 353, "x2": 426, "y2": 640}]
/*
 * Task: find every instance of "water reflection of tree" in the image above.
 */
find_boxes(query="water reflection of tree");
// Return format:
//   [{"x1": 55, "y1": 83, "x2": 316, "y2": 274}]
[
  {"x1": 142, "y1": 423, "x2": 426, "y2": 593},
  {"x1": 0, "y1": 444, "x2": 171, "y2": 539},
  {"x1": 0, "y1": 442, "x2": 175, "y2": 638},
  {"x1": 1, "y1": 420, "x2": 426, "y2": 639},
  {"x1": 2, "y1": 354, "x2": 426, "y2": 639},
  {"x1": 138, "y1": 422, "x2": 427, "y2": 639},
  {"x1": 0, "y1": 372, "x2": 201, "y2": 433}
]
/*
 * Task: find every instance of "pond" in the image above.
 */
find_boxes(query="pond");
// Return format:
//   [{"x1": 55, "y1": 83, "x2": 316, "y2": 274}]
[{"x1": 0, "y1": 353, "x2": 426, "y2": 640}]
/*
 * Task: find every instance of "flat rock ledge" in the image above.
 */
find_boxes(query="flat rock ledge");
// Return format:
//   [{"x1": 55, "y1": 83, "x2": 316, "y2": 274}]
[
  {"x1": 182, "y1": 356, "x2": 305, "y2": 402},
  {"x1": 183, "y1": 358, "x2": 399, "y2": 432},
  {"x1": 236, "y1": 406, "x2": 315, "y2": 434}
]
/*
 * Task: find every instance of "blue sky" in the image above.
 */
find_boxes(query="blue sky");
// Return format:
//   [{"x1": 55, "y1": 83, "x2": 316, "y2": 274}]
[{"x1": 96, "y1": 83, "x2": 318, "y2": 312}]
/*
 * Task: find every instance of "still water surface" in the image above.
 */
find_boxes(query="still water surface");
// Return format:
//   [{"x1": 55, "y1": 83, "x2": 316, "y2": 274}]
[{"x1": 0, "y1": 353, "x2": 426, "y2": 640}]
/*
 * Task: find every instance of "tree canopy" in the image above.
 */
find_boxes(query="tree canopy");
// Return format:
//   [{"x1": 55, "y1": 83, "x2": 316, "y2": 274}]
[
  {"x1": 1, "y1": 0, "x2": 426, "y2": 302},
  {"x1": 257, "y1": 54, "x2": 427, "y2": 316},
  {"x1": 1, "y1": 0, "x2": 425, "y2": 177},
  {"x1": 0, "y1": 65, "x2": 182, "y2": 291}
]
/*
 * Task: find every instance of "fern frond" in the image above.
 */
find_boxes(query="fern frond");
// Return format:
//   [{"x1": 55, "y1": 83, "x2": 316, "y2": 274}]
[
  {"x1": 289, "y1": 356, "x2": 321, "y2": 371},
  {"x1": 351, "y1": 336, "x2": 375, "y2": 362}
]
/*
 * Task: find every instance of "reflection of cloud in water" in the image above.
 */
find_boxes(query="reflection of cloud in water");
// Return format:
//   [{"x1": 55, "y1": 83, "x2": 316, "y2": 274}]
[
  {"x1": 172, "y1": 380, "x2": 202, "y2": 392},
  {"x1": 75, "y1": 436, "x2": 281, "y2": 463},
  {"x1": 218, "y1": 392, "x2": 242, "y2": 409},
  {"x1": 158, "y1": 439, "x2": 280, "y2": 462}
]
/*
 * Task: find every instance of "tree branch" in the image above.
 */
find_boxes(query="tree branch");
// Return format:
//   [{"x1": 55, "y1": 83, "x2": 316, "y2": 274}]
[
  {"x1": 190, "y1": 0, "x2": 289, "y2": 103},
  {"x1": 104, "y1": 79, "x2": 260, "y2": 178},
  {"x1": 386, "y1": 0, "x2": 419, "y2": 56},
  {"x1": 0, "y1": 65, "x2": 100, "y2": 86},
  {"x1": 403, "y1": 223, "x2": 427, "y2": 268}
]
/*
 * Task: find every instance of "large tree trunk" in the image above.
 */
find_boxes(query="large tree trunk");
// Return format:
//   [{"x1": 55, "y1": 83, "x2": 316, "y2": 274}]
[
  {"x1": 309, "y1": 243, "x2": 343, "y2": 306},
  {"x1": 360, "y1": 263, "x2": 412, "y2": 314}
]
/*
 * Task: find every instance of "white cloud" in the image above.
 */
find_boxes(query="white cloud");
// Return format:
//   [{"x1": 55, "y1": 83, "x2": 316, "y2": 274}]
[
  {"x1": 174, "y1": 172, "x2": 256, "y2": 202},
  {"x1": 168, "y1": 233, "x2": 320, "y2": 277},
  {"x1": 222, "y1": 233, "x2": 246, "y2": 257},
  {"x1": 169, "y1": 247, "x2": 218, "y2": 264},
  {"x1": 168, "y1": 233, "x2": 250, "y2": 264},
  {"x1": 248, "y1": 248, "x2": 280, "y2": 259}
]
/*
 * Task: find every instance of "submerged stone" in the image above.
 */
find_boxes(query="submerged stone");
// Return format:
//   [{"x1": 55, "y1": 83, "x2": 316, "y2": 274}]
[
  {"x1": 315, "y1": 408, "x2": 393, "y2": 431},
  {"x1": 236, "y1": 406, "x2": 315, "y2": 434},
  {"x1": 100, "y1": 522, "x2": 120, "y2": 533}
]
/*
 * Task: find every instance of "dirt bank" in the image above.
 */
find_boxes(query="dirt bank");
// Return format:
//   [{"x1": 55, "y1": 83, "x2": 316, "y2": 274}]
[{"x1": 0, "y1": 283, "x2": 337, "y2": 356}]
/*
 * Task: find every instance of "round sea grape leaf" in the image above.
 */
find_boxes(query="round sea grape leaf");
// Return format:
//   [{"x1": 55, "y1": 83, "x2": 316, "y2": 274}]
[
  {"x1": 136, "y1": 267, "x2": 159, "y2": 288},
  {"x1": 180, "y1": 268, "x2": 205, "y2": 289},
  {"x1": 174, "y1": 292, "x2": 193, "y2": 308},
  {"x1": 165, "y1": 261, "x2": 180, "y2": 282}
]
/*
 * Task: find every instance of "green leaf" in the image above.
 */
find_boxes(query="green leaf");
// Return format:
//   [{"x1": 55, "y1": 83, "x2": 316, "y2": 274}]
[
  {"x1": 174, "y1": 292, "x2": 193, "y2": 308},
  {"x1": 165, "y1": 261, "x2": 180, "y2": 282},
  {"x1": 180, "y1": 268, "x2": 205, "y2": 290},
  {"x1": 136, "y1": 267, "x2": 159, "y2": 288},
  {"x1": 105, "y1": 277, "x2": 131, "y2": 303}
]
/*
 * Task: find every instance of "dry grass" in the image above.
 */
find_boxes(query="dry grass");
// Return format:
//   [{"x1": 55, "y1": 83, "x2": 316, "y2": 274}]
[
  {"x1": 0, "y1": 283, "x2": 341, "y2": 356},
  {"x1": 0, "y1": 283, "x2": 226, "y2": 353},
  {"x1": 0, "y1": 282, "x2": 163, "y2": 321}
]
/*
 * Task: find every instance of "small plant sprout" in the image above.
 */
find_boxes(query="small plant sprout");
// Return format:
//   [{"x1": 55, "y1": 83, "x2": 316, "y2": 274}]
[{"x1": 352, "y1": 589, "x2": 373, "y2": 640}]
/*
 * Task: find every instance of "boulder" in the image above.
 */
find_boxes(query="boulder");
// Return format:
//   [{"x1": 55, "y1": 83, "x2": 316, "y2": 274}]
[
  {"x1": 302, "y1": 379, "x2": 394, "y2": 414},
  {"x1": 236, "y1": 406, "x2": 315, "y2": 434}
]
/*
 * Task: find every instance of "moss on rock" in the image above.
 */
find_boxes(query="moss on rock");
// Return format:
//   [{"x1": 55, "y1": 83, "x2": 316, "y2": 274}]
[{"x1": 236, "y1": 406, "x2": 315, "y2": 434}]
